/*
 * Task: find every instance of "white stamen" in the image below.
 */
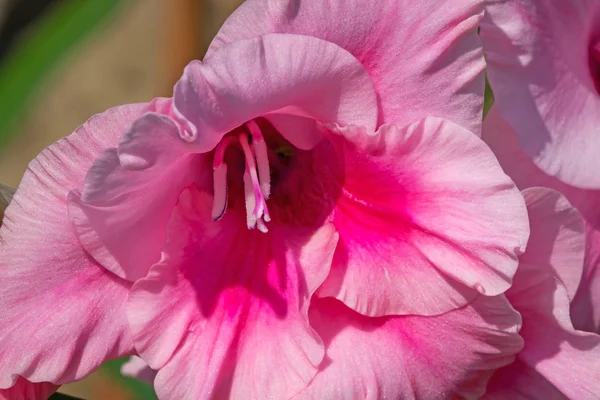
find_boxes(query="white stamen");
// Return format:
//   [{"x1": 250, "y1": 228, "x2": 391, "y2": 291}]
[
  {"x1": 256, "y1": 219, "x2": 269, "y2": 233},
  {"x1": 254, "y1": 139, "x2": 271, "y2": 199},
  {"x1": 211, "y1": 137, "x2": 236, "y2": 221},
  {"x1": 213, "y1": 136, "x2": 236, "y2": 168},
  {"x1": 247, "y1": 120, "x2": 271, "y2": 199},
  {"x1": 239, "y1": 134, "x2": 267, "y2": 217},
  {"x1": 210, "y1": 125, "x2": 273, "y2": 233},
  {"x1": 243, "y1": 170, "x2": 257, "y2": 229},
  {"x1": 211, "y1": 164, "x2": 228, "y2": 221},
  {"x1": 263, "y1": 204, "x2": 271, "y2": 222}
]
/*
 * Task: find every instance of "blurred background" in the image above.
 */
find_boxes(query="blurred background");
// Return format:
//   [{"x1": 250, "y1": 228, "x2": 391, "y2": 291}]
[{"x1": 0, "y1": 0, "x2": 243, "y2": 398}]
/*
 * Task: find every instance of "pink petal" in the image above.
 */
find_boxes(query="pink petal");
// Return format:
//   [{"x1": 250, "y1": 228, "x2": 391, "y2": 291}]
[
  {"x1": 0, "y1": 378, "x2": 57, "y2": 400},
  {"x1": 295, "y1": 295, "x2": 523, "y2": 400},
  {"x1": 121, "y1": 356, "x2": 156, "y2": 385},
  {"x1": 0, "y1": 104, "x2": 160, "y2": 387},
  {"x1": 497, "y1": 189, "x2": 600, "y2": 399},
  {"x1": 503, "y1": 268, "x2": 600, "y2": 399},
  {"x1": 264, "y1": 114, "x2": 324, "y2": 151},
  {"x1": 519, "y1": 188, "x2": 585, "y2": 301},
  {"x1": 127, "y1": 186, "x2": 338, "y2": 399},
  {"x1": 481, "y1": 0, "x2": 600, "y2": 188},
  {"x1": 482, "y1": 107, "x2": 600, "y2": 223},
  {"x1": 173, "y1": 33, "x2": 377, "y2": 151},
  {"x1": 572, "y1": 227, "x2": 600, "y2": 333},
  {"x1": 484, "y1": 359, "x2": 567, "y2": 400},
  {"x1": 318, "y1": 118, "x2": 529, "y2": 317},
  {"x1": 68, "y1": 113, "x2": 207, "y2": 281},
  {"x1": 483, "y1": 107, "x2": 600, "y2": 332},
  {"x1": 209, "y1": 0, "x2": 486, "y2": 135}
]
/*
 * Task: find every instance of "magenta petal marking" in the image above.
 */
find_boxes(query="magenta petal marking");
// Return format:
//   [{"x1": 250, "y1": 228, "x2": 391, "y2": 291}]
[
  {"x1": 126, "y1": 186, "x2": 338, "y2": 399},
  {"x1": 317, "y1": 118, "x2": 529, "y2": 317}
]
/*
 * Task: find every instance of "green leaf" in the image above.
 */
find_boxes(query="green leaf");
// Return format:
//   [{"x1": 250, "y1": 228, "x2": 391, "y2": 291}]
[{"x1": 0, "y1": 0, "x2": 123, "y2": 146}]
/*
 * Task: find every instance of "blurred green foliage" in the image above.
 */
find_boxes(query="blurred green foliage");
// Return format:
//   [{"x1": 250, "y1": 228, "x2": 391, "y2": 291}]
[
  {"x1": 102, "y1": 357, "x2": 158, "y2": 399},
  {"x1": 0, "y1": 0, "x2": 123, "y2": 147},
  {"x1": 483, "y1": 76, "x2": 494, "y2": 118}
]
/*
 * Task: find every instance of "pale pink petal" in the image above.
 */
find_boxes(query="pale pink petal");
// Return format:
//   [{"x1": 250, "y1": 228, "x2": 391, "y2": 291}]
[
  {"x1": 68, "y1": 113, "x2": 207, "y2": 281},
  {"x1": 504, "y1": 267, "x2": 600, "y2": 399},
  {"x1": 572, "y1": 227, "x2": 600, "y2": 332},
  {"x1": 481, "y1": 0, "x2": 600, "y2": 188},
  {"x1": 481, "y1": 107, "x2": 600, "y2": 217},
  {"x1": 498, "y1": 188, "x2": 600, "y2": 399},
  {"x1": 484, "y1": 359, "x2": 567, "y2": 400},
  {"x1": 127, "y1": 187, "x2": 338, "y2": 399},
  {"x1": 519, "y1": 188, "x2": 585, "y2": 300},
  {"x1": 483, "y1": 107, "x2": 600, "y2": 332},
  {"x1": 318, "y1": 118, "x2": 529, "y2": 317},
  {"x1": 0, "y1": 378, "x2": 57, "y2": 400},
  {"x1": 295, "y1": 295, "x2": 522, "y2": 400},
  {"x1": 209, "y1": 0, "x2": 486, "y2": 135},
  {"x1": 0, "y1": 104, "x2": 161, "y2": 386},
  {"x1": 121, "y1": 356, "x2": 156, "y2": 385},
  {"x1": 173, "y1": 33, "x2": 377, "y2": 151},
  {"x1": 264, "y1": 114, "x2": 323, "y2": 150}
]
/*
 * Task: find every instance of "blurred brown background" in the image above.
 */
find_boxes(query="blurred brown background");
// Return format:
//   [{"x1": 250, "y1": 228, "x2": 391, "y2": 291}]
[
  {"x1": 0, "y1": 0, "x2": 242, "y2": 188},
  {"x1": 0, "y1": 0, "x2": 242, "y2": 398}
]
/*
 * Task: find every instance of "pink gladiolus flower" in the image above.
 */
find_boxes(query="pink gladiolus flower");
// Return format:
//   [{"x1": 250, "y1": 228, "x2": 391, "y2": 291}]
[
  {"x1": 480, "y1": 0, "x2": 600, "y2": 188},
  {"x1": 483, "y1": 188, "x2": 600, "y2": 399},
  {"x1": 0, "y1": 0, "x2": 531, "y2": 398},
  {"x1": 122, "y1": 116, "x2": 528, "y2": 398},
  {"x1": 484, "y1": 108, "x2": 600, "y2": 334}
]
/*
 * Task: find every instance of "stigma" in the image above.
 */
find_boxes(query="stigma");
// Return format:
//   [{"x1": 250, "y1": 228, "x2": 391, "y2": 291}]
[{"x1": 211, "y1": 120, "x2": 272, "y2": 232}]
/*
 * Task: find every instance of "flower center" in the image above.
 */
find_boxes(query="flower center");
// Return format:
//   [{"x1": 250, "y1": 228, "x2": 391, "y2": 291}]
[{"x1": 211, "y1": 120, "x2": 272, "y2": 232}]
